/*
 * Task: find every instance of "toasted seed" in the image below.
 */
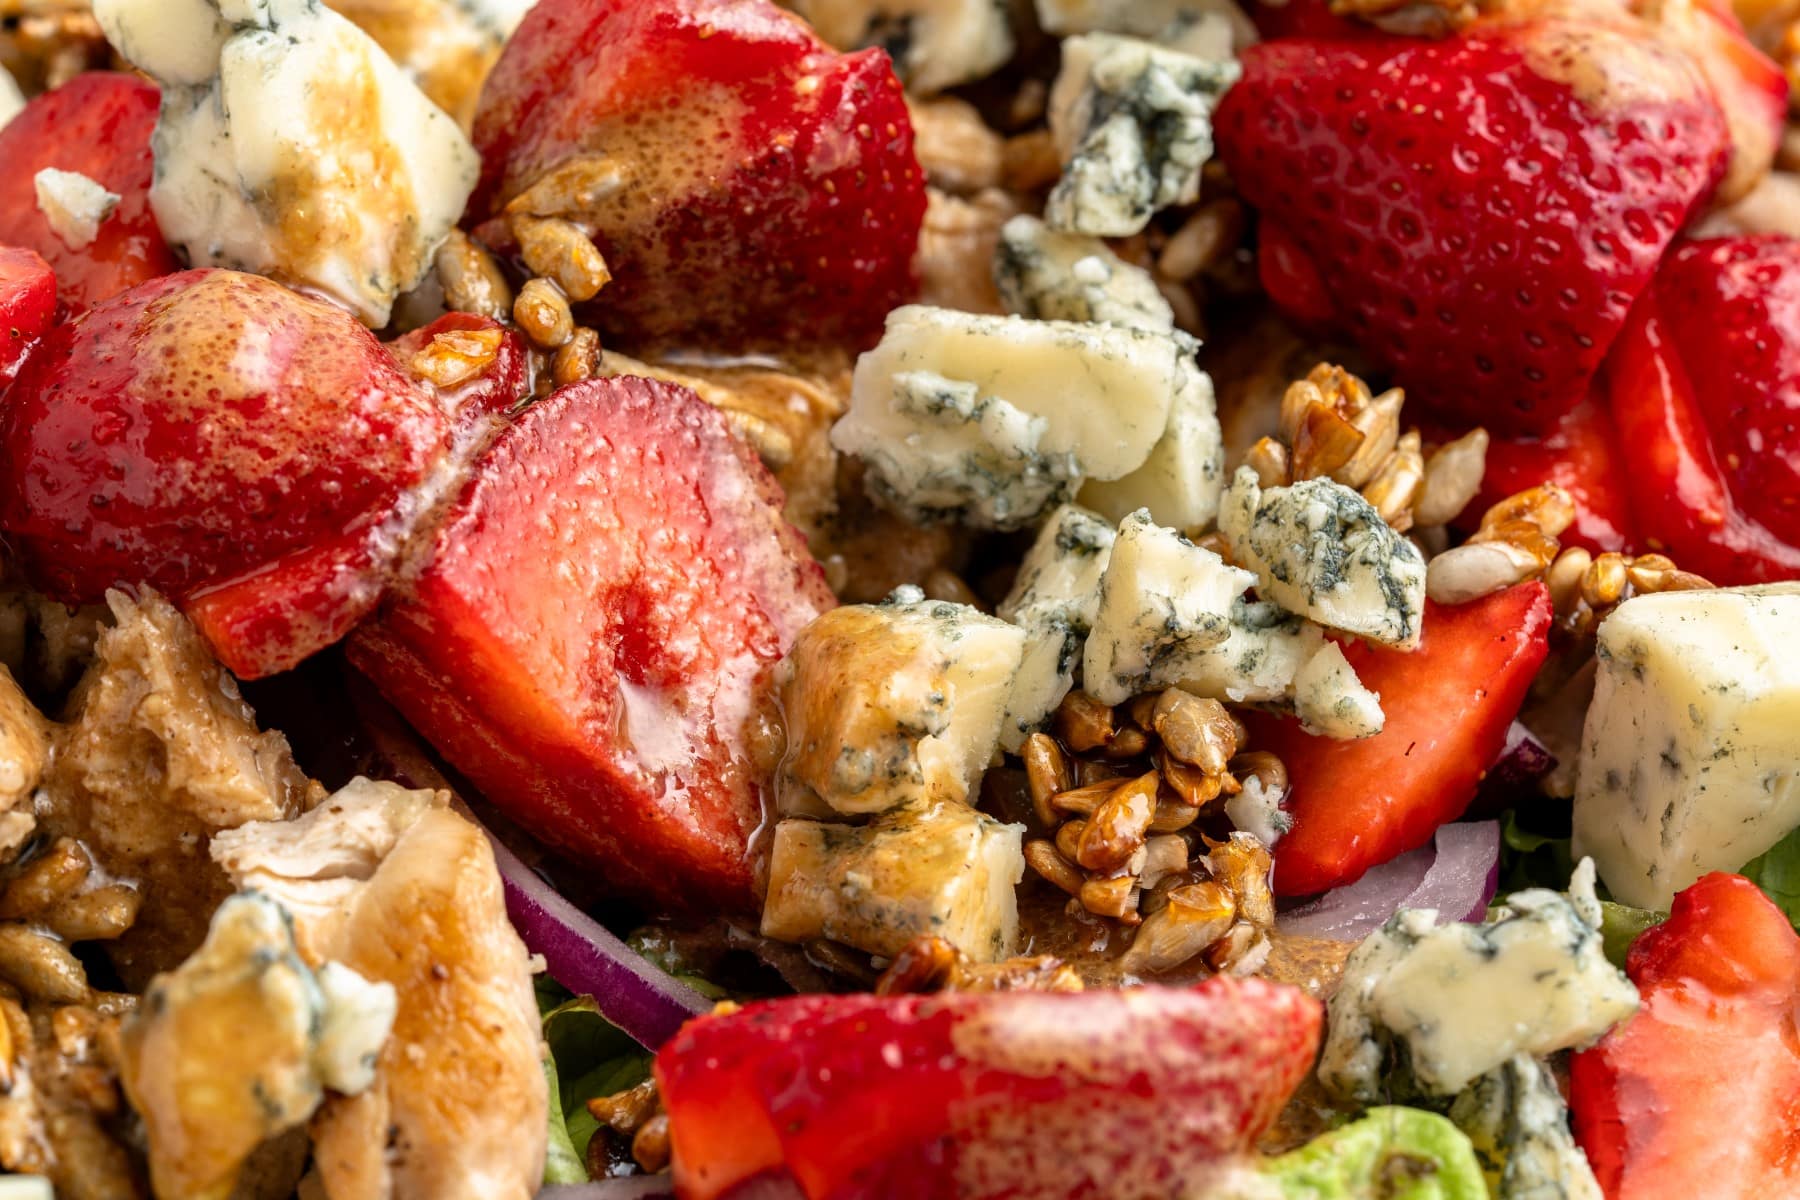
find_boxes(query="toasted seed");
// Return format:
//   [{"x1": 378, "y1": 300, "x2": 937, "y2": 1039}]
[
  {"x1": 1120, "y1": 881, "x2": 1235, "y2": 973},
  {"x1": 1049, "y1": 779, "x2": 1124, "y2": 816},
  {"x1": 1158, "y1": 199, "x2": 1243, "y2": 281},
  {"x1": 435, "y1": 229, "x2": 513, "y2": 319},
  {"x1": 1078, "y1": 874, "x2": 1140, "y2": 923},
  {"x1": 412, "y1": 326, "x2": 506, "y2": 389},
  {"x1": 1025, "y1": 841, "x2": 1085, "y2": 896},
  {"x1": 513, "y1": 215, "x2": 611, "y2": 302},
  {"x1": 1139, "y1": 835, "x2": 1190, "y2": 891},
  {"x1": 1204, "y1": 921, "x2": 1271, "y2": 974},
  {"x1": 551, "y1": 326, "x2": 601, "y2": 389},
  {"x1": 1426, "y1": 540, "x2": 1540, "y2": 605},
  {"x1": 0, "y1": 923, "x2": 86, "y2": 1003},
  {"x1": 1582, "y1": 552, "x2": 1631, "y2": 609},
  {"x1": 1055, "y1": 819, "x2": 1088, "y2": 863},
  {"x1": 1125, "y1": 692, "x2": 1161, "y2": 732},
  {"x1": 1228, "y1": 752, "x2": 1289, "y2": 805},
  {"x1": 874, "y1": 935, "x2": 960, "y2": 996},
  {"x1": 1054, "y1": 691, "x2": 1115, "y2": 752},
  {"x1": 1546, "y1": 546, "x2": 1593, "y2": 614},
  {"x1": 513, "y1": 277, "x2": 574, "y2": 349},
  {"x1": 588, "y1": 1077, "x2": 660, "y2": 1135},
  {"x1": 41, "y1": 884, "x2": 140, "y2": 943},
  {"x1": 1208, "y1": 832, "x2": 1276, "y2": 928},
  {"x1": 1243, "y1": 436, "x2": 1291, "y2": 488},
  {"x1": 0, "y1": 837, "x2": 91, "y2": 921},
  {"x1": 1361, "y1": 430, "x2": 1425, "y2": 532},
  {"x1": 1157, "y1": 754, "x2": 1225, "y2": 809},
  {"x1": 1100, "y1": 725, "x2": 1151, "y2": 759},
  {"x1": 1153, "y1": 691, "x2": 1236, "y2": 773},
  {"x1": 632, "y1": 1113, "x2": 672, "y2": 1173},
  {"x1": 1148, "y1": 792, "x2": 1203, "y2": 833},
  {"x1": 1415, "y1": 428, "x2": 1490, "y2": 527},
  {"x1": 1076, "y1": 773, "x2": 1159, "y2": 873},
  {"x1": 1022, "y1": 733, "x2": 1072, "y2": 829},
  {"x1": 506, "y1": 154, "x2": 628, "y2": 219}
]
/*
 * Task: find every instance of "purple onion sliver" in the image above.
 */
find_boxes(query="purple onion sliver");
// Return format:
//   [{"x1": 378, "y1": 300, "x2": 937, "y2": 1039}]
[
  {"x1": 491, "y1": 835, "x2": 709, "y2": 1050},
  {"x1": 1400, "y1": 820, "x2": 1501, "y2": 924},
  {"x1": 538, "y1": 1178, "x2": 675, "y2": 1199},
  {"x1": 1274, "y1": 841, "x2": 1436, "y2": 941},
  {"x1": 1486, "y1": 721, "x2": 1557, "y2": 789}
]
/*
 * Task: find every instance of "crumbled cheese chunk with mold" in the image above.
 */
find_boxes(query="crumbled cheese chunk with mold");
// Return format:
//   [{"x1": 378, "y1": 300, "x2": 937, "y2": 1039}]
[
  {"x1": 1319, "y1": 859, "x2": 1638, "y2": 1102},
  {"x1": 1293, "y1": 641, "x2": 1384, "y2": 739},
  {"x1": 832, "y1": 305, "x2": 1198, "y2": 529},
  {"x1": 33, "y1": 168, "x2": 120, "y2": 252},
  {"x1": 1045, "y1": 33, "x2": 1237, "y2": 236},
  {"x1": 992, "y1": 214, "x2": 1173, "y2": 331},
  {"x1": 1225, "y1": 771, "x2": 1291, "y2": 847},
  {"x1": 94, "y1": 0, "x2": 480, "y2": 327},
  {"x1": 1079, "y1": 361, "x2": 1224, "y2": 531},
  {"x1": 1034, "y1": 0, "x2": 1256, "y2": 61},
  {"x1": 785, "y1": 0, "x2": 1014, "y2": 94},
  {"x1": 1082, "y1": 509, "x2": 1255, "y2": 705},
  {"x1": 1171, "y1": 599, "x2": 1323, "y2": 705},
  {"x1": 1220, "y1": 466, "x2": 1427, "y2": 650},
  {"x1": 1572, "y1": 583, "x2": 1800, "y2": 910},
  {"x1": 776, "y1": 587, "x2": 1025, "y2": 817},
  {"x1": 1449, "y1": 1053, "x2": 1605, "y2": 1200},
  {"x1": 996, "y1": 504, "x2": 1115, "y2": 749},
  {"x1": 761, "y1": 798, "x2": 1025, "y2": 962}
]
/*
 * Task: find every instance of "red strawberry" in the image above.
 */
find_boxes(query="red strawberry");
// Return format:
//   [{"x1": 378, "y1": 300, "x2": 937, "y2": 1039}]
[
  {"x1": 1452, "y1": 392, "x2": 1638, "y2": 553},
  {"x1": 0, "y1": 246, "x2": 56, "y2": 384},
  {"x1": 656, "y1": 977, "x2": 1321, "y2": 1200},
  {"x1": 0, "y1": 269, "x2": 453, "y2": 675},
  {"x1": 385, "y1": 311, "x2": 532, "y2": 432},
  {"x1": 1605, "y1": 235, "x2": 1800, "y2": 583},
  {"x1": 1246, "y1": 582, "x2": 1552, "y2": 897},
  {"x1": 1570, "y1": 872, "x2": 1800, "y2": 1198},
  {"x1": 1216, "y1": 18, "x2": 1730, "y2": 434},
  {"x1": 470, "y1": 0, "x2": 926, "y2": 348},
  {"x1": 0, "y1": 73, "x2": 177, "y2": 315},
  {"x1": 347, "y1": 376, "x2": 834, "y2": 913}
]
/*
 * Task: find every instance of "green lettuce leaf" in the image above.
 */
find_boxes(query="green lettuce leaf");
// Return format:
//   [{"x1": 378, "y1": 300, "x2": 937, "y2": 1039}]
[
  {"x1": 1741, "y1": 823, "x2": 1800, "y2": 929},
  {"x1": 1257, "y1": 1107, "x2": 1489, "y2": 1199},
  {"x1": 535, "y1": 981, "x2": 654, "y2": 1184},
  {"x1": 1597, "y1": 901, "x2": 1664, "y2": 969}
]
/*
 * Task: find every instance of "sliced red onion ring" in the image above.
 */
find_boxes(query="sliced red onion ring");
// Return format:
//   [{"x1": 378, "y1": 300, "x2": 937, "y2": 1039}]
[
  {"x1": 539, "y1": 1179, "x2": 674, "y2": 1199},
  {"x1": 1486, "y1": 721, "x2": 1557, "y2": 791},
  {"x1": 1277, "y1": 820, "x2": 1501, "y2": 941}
]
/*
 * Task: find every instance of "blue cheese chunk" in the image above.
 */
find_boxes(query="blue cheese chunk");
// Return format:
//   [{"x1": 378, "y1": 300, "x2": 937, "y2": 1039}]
[
  {"x1": 1045, "y1": 34, "x2": 1238, "y2": 236},
  {"x1": 993, "y1": 214, "x2": 1174, "y2": 331},
  {"x1": 785, "y1": 0, "x2": 1014, "y2": 94},
  {"x1": 1320, "y1": 860, "x2": 1639, "y2": 1102},
  {"x1": 1080, "y1": 363, "x2": 1224, "y2": 531},
  {"x1": 1449, "y1": 1054, "x2": 1604, "y2": 1200},
  {"x1": 1572, "y1": 584, "x2": 1800, "y2": 910},
  {"x1": 1083, "y1": 509, "x2": 1256, "y2": 705},
  {"x1": 776, "y1": 589, "x2": 1025, "y2": 816},
  {"x1": 997, "y1": 504, "x2": 1115, "y2": 749},
  {"x1": 1292, "y1": 641, "x2": 1384, "y2": 739},
  {"x1": 832, "y1": 305, "x2": 1197, "y2": 529},
  {"x1": 1220, "y1": 466, "x2": 1427, "y2": 650},
  {"x1": 94, "y1": 0, "x2": 480, "y2": 327},
  {"x1": 1171, "y1": 599, "x2": 1323, "y2": 705},
  {"x1": 1034, "y1": 0, "x2": 1256, "y2": 61},
  {"x1": 33, "y1": 169, "x2": 120, "y2": 251},
  {"x1": 761, "y1": 799, "x2": 1026, "y2": 961}
]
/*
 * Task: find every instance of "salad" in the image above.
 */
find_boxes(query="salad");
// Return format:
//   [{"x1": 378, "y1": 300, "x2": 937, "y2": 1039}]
[{"x1": 0, "y1": 0, "x2": 1793, "y2": 1196}]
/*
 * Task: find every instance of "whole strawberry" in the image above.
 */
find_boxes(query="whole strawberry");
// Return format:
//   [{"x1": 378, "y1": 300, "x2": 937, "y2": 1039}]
[{"x1": 1216, "y1": 14, "x2": 1739, "y2": 434}]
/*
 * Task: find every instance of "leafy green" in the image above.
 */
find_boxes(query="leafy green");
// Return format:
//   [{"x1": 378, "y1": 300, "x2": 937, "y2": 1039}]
[
  {"x1": 626, "y1": 928, "x2": 730, "y2": 1000},
  {"x1": 542, "y1": 1049, "x2": 588, "y2": 1184},
  {"x1": 1496, "y1": 811, "x2": 1575, "y2": 896},
  {"x1": 535, "y1": 981, "x2": 654, "y2": 1183},
  {"x1": 1597, "y1": 902, "x2": 1664, "y2": 969},
  {"x1": 1257, "y1": 1107, "x2": 1489, "y2": 1199},
  {"x1": 1741, "y1": 823, "x2": 1800, "y2": 929}
]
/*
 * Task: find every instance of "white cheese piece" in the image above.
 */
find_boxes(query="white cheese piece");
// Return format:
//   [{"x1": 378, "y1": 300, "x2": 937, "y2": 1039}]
[
  {"x1": 999, "y1": 624, "x2": 1083, "y2": 754},
  {"x1": 33, "y1": 169, "x2": 120, "y2": 251},
  {"x1": 1172, "y1": 599, "x2": 1324, "y2": 704},
  {"x1": 1034, "y1": 0, "x2": 1257, "y2": 61},
  {"x1": 1449, "y1": 1054, "x2": 1605, "y2": 1200},
  {"x1": 1572, "y1": 584, "x2": 1800, "y2": 910},
  {"x1": 94, "y1": 0, "x2": 480, "y2": 327},
  {"x1": 1083, "y1": 509, "x2": 1256, "y2": 705},
  {"x1": 0, "y1": 68, "x2": 25, "y2": 131},
  {"x1": 1224, "y1": 772, "x2": 1291, "y2": 847},
  {"x1": 312, "y1": 959, "x2": 400, "y2": 1095},
  {"x1": 761, "y1": 799, "x2": 1025, "y2": 962},
  {"x1": 832, "y1": 305, "x2": 1197, "y2": 529},
  {"x1": 1079, "y1": 362, "x2": 1224, "y2": 531},
  {"x1": 776, "y1": 587, "x2": 1025, "y2": 817},
  {"x1": 1045, "y1": 33, "x2": 1238, "y2": 236},
  {"x1": 785, "y1": 0, "x2": 1014, "y2": 94},
  {"x1": 992, "y1": 214, "x2": 1173, "y2": 331},
  {"x1": 996, "y1": 503, "x2": 1115, "y2": 750},
  {"x1": 1292, "y1": 641, "x2": 1384, "y2": 740},
  {"x1": 1319, "y1": 860, "x2": 1639, "y2": 1102},
  {"x1": 1220, "y1": 466, "x2": 1427, "y2": 650}
]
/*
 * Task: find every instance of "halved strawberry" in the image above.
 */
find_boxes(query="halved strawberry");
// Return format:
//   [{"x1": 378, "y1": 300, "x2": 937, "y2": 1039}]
[
  {"x1": 1570, "y1": 873, "x2": 1800, "y2": 1198},
  {"x1": 469, "y1": 0, "x2": 925, "y2": 347},
  {"x1": 0, "y1": 246, "x2": 56, "y2": 384},
  {"x1": 1247, "y1": 582, "x2": 1553, "y2": 897},
  {"x1": 0, "y1": 269, "x2": 453, "y2": 675},
  {"x1": 1605, "y1": 236, "x2": 1800, "y2": 583},
  {"x1": 347, "y1": 376, "x2": 834, "y2": 912},
  {"x1": 1215, "y1": 19, "x2": 1730, "y2": 434},
  {"x1": 0, "y1": 73, "x2": 177, "y2": 314},
  {"x1": 656, "y1": 977, "x2": 1321, "y2": 1200},
  {"x1": 385, "y1": 311, "x2": 532, "y2": 431}
]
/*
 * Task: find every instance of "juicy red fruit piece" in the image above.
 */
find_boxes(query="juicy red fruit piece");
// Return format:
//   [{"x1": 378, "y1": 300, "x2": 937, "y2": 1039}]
[
  {"x1": 1570, "y1": 873, "x2": 1800, "y2": 1198},
  {"x1": 385, "y1": 311, "x2": 532, "y2": 431},
  {"x1": 656, "y1": 977, "x2": 1322, "y2": 1200},
  {"x1": 348, "y1": 376, "x2": 834, "y2": 913},
  {"x1": 0, "y1": 73, "x2": 177, "y2": 313},
  {"x1": 1247, "y1": 582, "x2": 1553, "y2": 897},
  {"x1": 1453, "y1": 393, "x2": 1638, "y2": 554},
  {"x1": 470, "y1": 0, "x2": 925, "y2": 347},
  {"x1": 1215, "y1": 27, "x2": 1728, "y2": 434},
  {"x1": 0, "y1": 247, "x2": 56, "y2": 383},
  {"x1": 0, "y1": 269, "x2": 452, "y2": 675}
]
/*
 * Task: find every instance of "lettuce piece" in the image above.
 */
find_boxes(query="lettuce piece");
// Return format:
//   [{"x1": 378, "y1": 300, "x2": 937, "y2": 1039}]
[
  {"x1": 536, "y1": 982, "x2": 653, "y2": 1183},
  {"x1": 1258, "y1": 1107, "x2": 1489, "y2": 1199},
  {"x1": 1741, "y1": 823, "x2": 1800, "y2": 929}
]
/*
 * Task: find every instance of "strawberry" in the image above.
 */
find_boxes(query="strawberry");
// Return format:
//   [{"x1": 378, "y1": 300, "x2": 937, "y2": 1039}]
[
  {"x1": 0, "y1": 247, "x2": 57, "y2": 384},
  {"x1": 0, "y1": 269, "x2": 453, "y2": 676},
  {"x1": 1450, "y1": 392, "x2": 1638, "y2": 553},
  {"x1": 347, "y1": 375, "x2": 834, "y2": 913},
  {"x1": 1215, "y1": 17, "x2": 1731, "y2": 435},
  {"x1": 1570, "y1": 872, "x2": 1800, "y2": 1198},
  {"x1": 0, "y1": 73, "x2": 177, "y2": 315},
  {"x1": 1605, "y1": 235, "x2": 1800, "y2": 583},
  {"x1": 469, "y1": 0, "x2": 926, "y2": 348},
  {"x1": 655, "y1": 977, "x2": 1321, "y2": 1200},
  {"x1": 385, "y1": 311, "x2": 532, "y2": 432},
  {"x1": 1246, "y1": 582, "x2": 1553, "y2": 897}
]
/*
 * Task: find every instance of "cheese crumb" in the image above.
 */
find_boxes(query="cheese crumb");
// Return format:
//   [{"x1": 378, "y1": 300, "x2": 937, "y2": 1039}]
[{"x1": 33, "y1": 168, "x2": 120, "y2": 251}]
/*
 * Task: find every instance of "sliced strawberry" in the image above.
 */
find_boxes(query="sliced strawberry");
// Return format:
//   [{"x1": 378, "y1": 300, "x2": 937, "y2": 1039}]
[
  {"x1": 0, "y1": 246, "x2": 56, "y2": 384},
  {"x1": 0, "y1": 73, "x2": 177, "y2": 315},
  {"x1": 1215, "y1": 21, "x2": 1729, "y2": 435},
  {"x1": 470, "y1": 0, "x2": 925, "y2": 348},
  {"x1": 347, "y1": 376, "x2": 834, "y2": 913},
  {"x1": 656, "y1": 977, "x2": 1321, "y2": 1200},
  {"x1": 1451, "y1": 392, "x2": 1637, "y2": 553},
  {"x1": 1570, "y1": 873, "x2": 1800, "y2": 1198},
  {"x1": 1605, "y1": 236, "x2": 1800, "y2": 584},
  {"x1": 1247, "y1": 582, "x2": 1553, "y2": 897},
  {"x1": 385, "y1": 312, "x2": 532, "y2": 432},
  {"x1": 1682, "y1": 0, "x2": 1788, "y2": 204},
  {"x1": 1255, "y1": 219, "x2": 1340, "y2": 332},
  {"x1": 0, "y1": 269, "x2": 452, "y2": 674}
]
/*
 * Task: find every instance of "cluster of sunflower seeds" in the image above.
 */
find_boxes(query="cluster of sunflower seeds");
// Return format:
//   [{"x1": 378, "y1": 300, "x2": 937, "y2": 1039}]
[
  {"x1": 873, "y1": 934, "x2": 1083, "y2": 995},
  {"x1": 1425, "y1": 483, "x2": 1576, "y2": 605}
]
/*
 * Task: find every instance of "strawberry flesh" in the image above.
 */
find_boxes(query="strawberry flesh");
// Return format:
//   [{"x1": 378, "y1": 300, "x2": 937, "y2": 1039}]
[
  {"x1": 385, "y1": 311, "x2": 533, "y2": 432},
  {"x1": 348, "y1": 376, "x2": 835, "y2": 913},
  {"x1": 0, "y1": 246, "x2": 57, "y2": 384},
  {"x1": 655, "y1": 977, "x2": 1322, "y2": 1200},
  {"x1": 1247, "y1": 582, "x2": 1553, "y2": 897},
  {"x1": 470, "y1": 0, "x2": 925, "y2": 348},
  {"x1": 1570, "y1": 873, "x2": 1800, "y2": 1198},
  {"x1": 0, "y1": 73, "x2": 177, "y2": 315}
]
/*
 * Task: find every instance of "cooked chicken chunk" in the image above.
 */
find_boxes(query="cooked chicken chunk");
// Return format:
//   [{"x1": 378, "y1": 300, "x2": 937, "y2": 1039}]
[
  {"x1": 0, "y1": 666, "x2": 47, "y2": 820},
  {"x1": 213, "y1": 778, "x2": 547, "y2": 1200}
]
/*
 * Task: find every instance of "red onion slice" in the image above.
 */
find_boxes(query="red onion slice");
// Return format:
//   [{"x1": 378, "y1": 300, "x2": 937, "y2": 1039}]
[
  {"x1": 1277, "y1": 821, "x2": 1501, "y2": 941},
  {"x1": 1486, "y1": 721, "x2": 1557, "y2": 790},
  {"x1": 539, "y1": 1180, "x2": 674, "y2": 1199}
]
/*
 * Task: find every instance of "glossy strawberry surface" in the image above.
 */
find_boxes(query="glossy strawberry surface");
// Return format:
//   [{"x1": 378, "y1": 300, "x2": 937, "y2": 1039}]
[
  {"x1": 0, "y1": 246, "x2": 56, "y2": 384},
  {"x1": 1453, "y1": 393, "x2": 1638, "y2": 553}
]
